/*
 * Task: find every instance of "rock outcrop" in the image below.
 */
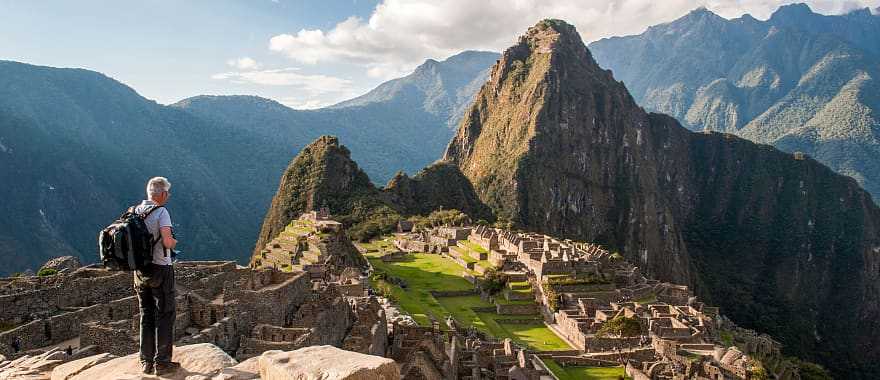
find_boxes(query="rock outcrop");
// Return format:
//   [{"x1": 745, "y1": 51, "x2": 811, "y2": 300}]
[
  {"x1": 444, "y1": 19, "x2": 880, "y2": 378},
  {"x1": 38, "y1": 256, "x2": 80, "y2": 274},
  {"x1": 258, "y1": 345, "x2": 398, "y2": 380}
]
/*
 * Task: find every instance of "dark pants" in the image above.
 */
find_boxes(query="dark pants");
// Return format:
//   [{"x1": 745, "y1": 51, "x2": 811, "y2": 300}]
[{"x1": 135, "y1": 264, "x2": 176, "y2": 364}]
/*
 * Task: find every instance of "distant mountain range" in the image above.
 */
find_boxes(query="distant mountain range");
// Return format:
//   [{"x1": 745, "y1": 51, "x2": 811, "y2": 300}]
[
  {"x1": 174, "y1": 50, "x2": 499, "y2": 184},
  {"x1": 589, "y1": 3, "x2": 880, "y2": 198},
  {"x1": 0, "y1": 51, "x2": 497, "y2": 275}
]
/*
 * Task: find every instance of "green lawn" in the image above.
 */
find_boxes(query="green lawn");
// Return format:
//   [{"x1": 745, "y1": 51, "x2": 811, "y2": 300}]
[
  {"x1": 368, "y1": 252, "x2": 474, "y2": 325},
  {"x1": 543, "y1": 359, "x2": 629, "y2": 380},
  {"x1": 367, "y1": 249, "x2": 571, "y2": 351},
  {"x1": 460, "y1": 240, "x2": 488, "y2": 254}
]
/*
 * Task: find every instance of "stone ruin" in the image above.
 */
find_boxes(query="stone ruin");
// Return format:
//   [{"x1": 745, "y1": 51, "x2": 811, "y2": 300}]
[
  {"x1": 0, "y1": 212, "x2": 804, "y2": 379},
  {"x1": 0, "y1": 259, "x2": 388, "y2": 365}
]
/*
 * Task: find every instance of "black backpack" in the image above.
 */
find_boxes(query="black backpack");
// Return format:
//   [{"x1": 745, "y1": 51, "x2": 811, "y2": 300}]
[{"x1": 98, "y1": 205, "x2": 163, "y2": 271}]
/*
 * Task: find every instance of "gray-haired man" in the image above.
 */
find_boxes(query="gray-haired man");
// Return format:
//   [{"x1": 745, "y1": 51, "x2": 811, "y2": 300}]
[{"x1": 134, "y1": 176, "x2": 179, "y2": 375}]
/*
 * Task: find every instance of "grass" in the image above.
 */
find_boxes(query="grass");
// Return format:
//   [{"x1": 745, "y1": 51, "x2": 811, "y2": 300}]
[
  {"x1": 357, "y1": 238, "x2": 396, "y2": 254},
  {"x1": 460, "y1": 240, "x2": 488, "y2": 254},
  {"x1": 367, "y1": 246, "x2": 570, "y2": 351},
  {"x1": 633, "y1": 293, "x2": 657, "y2": 304},
  {"x1": 368, "y1": 252, "x2": 474, "y2": 325},
  {"x1": 436, "y1": 295, "x2": 569, "y2": 350},
  {"x1": 449, "y1": 246, "x2": 478, "y2": 264},
  {"x1": 543, "y1": 359, "x2": 630, "y2": 380}
]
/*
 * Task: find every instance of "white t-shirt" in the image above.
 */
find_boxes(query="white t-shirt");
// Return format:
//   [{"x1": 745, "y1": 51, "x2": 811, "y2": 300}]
[{"x1": 135, "y1": 200, "x2": 173, "y2": 266}]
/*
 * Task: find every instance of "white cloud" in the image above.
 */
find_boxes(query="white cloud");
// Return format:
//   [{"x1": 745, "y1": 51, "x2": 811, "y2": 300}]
[
  {"x1": 212, "y1": 67, "x2": 352, "y2": 91},
  {"x1": 211, "y1": 68, "x2": 361, "y2": 109},
  {"x1": 267, "y1": 0, "x2": 880, "y2": 79},
  {"x1": 226, "y1": 57, "x2": 260, "y2": 70}
]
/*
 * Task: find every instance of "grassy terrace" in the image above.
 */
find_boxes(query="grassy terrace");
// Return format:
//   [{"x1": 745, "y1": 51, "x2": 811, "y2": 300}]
[
  {"x1": 360, "y1": 239, "x2": 570, "y2": 351},
  {"x1": 459, "y1": 240, "x2": 488, "y2": 254},
  {"x1": 543, "y1": 359, "x2": 630, "y2": 380},
  {"x1": 449, "y1": 246, "x2": 478, "y2": 264}
]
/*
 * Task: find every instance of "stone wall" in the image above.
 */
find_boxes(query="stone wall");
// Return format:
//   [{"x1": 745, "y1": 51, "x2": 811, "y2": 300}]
[
  {"x1": 0, "y1": 270, "x2": 132, "y2": 325},
  {"x1": 584, "y1": 336, "x2": 641, "y2": 353},
  {"x1": 79, "y1": 320, "x2": 137, "y2": 356},
  {"x1": 0, "y1": 296, "x2": 138, "y2": 357},
  {"x1": 495, "y1": 303, "x2": 538, "y2": 315}
]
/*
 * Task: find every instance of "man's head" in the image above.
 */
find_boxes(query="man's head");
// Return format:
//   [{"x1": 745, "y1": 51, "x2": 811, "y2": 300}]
[{"x1": 146, "y1": 176, "x2": 171, "y2": 205}]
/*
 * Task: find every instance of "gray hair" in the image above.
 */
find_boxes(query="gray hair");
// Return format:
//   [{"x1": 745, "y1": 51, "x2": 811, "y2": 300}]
[{"x1": 146, "y1": 177, "x2": 171, "y2": 198}]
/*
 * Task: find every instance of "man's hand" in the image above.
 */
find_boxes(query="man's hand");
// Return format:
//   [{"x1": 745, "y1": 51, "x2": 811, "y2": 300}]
[{"x1": 160, "y1": 226, "x2": 177, "y2": 249}]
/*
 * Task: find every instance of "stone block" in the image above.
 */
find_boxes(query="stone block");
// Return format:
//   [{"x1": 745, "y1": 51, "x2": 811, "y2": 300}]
[{"x1": 258, "y1": 345, "x2": 399, "y2": 380}]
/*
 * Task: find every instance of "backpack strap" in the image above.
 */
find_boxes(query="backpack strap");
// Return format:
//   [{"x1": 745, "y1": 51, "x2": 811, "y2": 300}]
[
  {"x1": 133, "y1": 204, "x2": 167, "y2": 253},
  {"x1": 139, "y1": 204, "x2": 164, "y2": 218}
]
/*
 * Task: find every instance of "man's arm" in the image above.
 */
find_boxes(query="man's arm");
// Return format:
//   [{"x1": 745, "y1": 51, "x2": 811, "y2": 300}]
[
  {"x1": 160, "y1": 226, "x2": 177, "y2": 250},
  {"x1": 158, "y1": 209, "x2": 177, "y2": 249}
]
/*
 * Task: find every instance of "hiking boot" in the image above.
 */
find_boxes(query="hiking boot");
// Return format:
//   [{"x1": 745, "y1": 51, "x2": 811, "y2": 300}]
[
  {"x1": 141, "y1": 361, "x2": 154, "y2": 375},
  {"x1": 153, "y1": 361, "x2": 181, "y2": 376}
]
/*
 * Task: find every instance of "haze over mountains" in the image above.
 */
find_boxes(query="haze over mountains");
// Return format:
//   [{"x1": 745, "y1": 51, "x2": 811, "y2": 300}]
[
  {"x1": 589, "y1": 3, "x2": 880, "y2": 198},
  {"x1": 0, "y1": 50, "x2": 497, "y2": 276}
]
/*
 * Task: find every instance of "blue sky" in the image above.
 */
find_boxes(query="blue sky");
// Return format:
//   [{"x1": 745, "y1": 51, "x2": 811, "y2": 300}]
[{"x1": 2, "y1": 0, "x2": 876, "y2": 109}]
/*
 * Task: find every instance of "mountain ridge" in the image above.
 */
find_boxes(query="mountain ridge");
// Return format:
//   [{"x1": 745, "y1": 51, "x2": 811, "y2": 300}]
[{"x1": 589, "y1": 3, "x2": 880, "y2": 200}]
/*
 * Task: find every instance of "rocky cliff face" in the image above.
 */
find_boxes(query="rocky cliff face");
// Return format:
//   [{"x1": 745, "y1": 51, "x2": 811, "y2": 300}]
[{"x1": 445, "y1": 19, "x2": 880, "y2": 378}]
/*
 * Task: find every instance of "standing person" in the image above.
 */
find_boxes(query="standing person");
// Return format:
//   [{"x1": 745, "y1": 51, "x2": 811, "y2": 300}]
[{"x1": 134, "y1": 176, "x2": 179, "y2": 375}]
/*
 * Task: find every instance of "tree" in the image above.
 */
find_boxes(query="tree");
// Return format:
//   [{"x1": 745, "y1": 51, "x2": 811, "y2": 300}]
[
  {"x1": 36, "y1": 268, "x2": 58, "y2": 277},
  {"x1": 481, "y1": 267, "x2": 506, "y2": 295},
  {"x1": 597, "y1": 316, "x2": 642, "y2": 338}
]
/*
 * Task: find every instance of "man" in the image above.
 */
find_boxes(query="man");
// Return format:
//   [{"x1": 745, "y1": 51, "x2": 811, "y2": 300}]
[{"x1": 134, "y1": 176, "x2": 179, "y2": 375}]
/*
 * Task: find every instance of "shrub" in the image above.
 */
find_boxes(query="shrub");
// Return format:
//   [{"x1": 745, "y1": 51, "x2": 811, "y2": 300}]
[
  {"x1": 36, "y1": 268, "x2": 58, "y2": 277},
  {"x1": 541, "y1": 282, "x2": 560, "y2": 311}
]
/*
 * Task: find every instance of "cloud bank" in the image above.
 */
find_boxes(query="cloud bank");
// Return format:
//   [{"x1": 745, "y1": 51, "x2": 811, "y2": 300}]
[
  {"x1": 268, "y1": 0, "x2": 879, "y2": 79},
  {"x1": 211, "y1": 65, "x2": 357, "y2": 109}
]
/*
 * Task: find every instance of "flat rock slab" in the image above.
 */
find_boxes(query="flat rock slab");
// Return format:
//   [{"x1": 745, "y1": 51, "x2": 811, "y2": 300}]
[
  {"x1": 70, "y1": 343, "x2": 236, "y2": 380},
  {"x1": 258, "y1": 345, "x2": 399, "y2": 380},
  {"x1": 50, "y1": 353, "x2": 116, "y2": 380}
]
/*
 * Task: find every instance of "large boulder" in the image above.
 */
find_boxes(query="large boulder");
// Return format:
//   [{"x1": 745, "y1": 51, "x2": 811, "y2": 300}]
[
  {"x1": 69, "y1": 343, "x2": 236, "y2": 380},
  {"x1": 258, "y1": 345, "x2": 399, "y2": 380}
]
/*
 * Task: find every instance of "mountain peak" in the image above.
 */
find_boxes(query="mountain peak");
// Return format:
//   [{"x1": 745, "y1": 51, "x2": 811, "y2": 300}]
[
  {"x1": 769, "y1": 2, "x2": 814, "y2": 21},
  {"x1": 520, "y1": 19, "x2": 583, "y2": 52}
]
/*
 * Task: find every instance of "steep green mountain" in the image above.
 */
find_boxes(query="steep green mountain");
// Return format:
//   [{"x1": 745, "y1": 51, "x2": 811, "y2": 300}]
[
  {"x1": 252, "y1": 135, "x2": 490, "y2": 258},
  {"x1": 588, "y1": 4, "x2": 880, "y2": 198},
  {"x1": 444, "y1": 19, "x2": 880, "y2": 378},
  {"x1": 174, "y1": 50, "x2": 499, "y2": 183},
  {"x1": 0, "y1": 60, "x2": 277, "y2": 273}
]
